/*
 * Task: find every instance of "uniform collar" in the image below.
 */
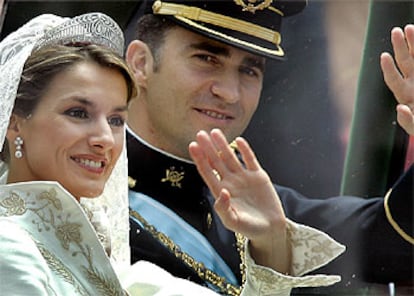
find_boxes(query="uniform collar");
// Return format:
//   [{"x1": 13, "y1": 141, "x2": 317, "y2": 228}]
[{"x1": 126, "y1": 126, "x2": 205, "y2": 194}]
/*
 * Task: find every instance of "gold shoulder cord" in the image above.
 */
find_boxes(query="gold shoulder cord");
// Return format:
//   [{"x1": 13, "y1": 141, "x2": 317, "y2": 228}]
[
  {"x1": 129, "y1": 209, "x2": 246, "y2": 295},
  {"x1": 384, "y1": 188, "x2": 414, "y2": 245}
]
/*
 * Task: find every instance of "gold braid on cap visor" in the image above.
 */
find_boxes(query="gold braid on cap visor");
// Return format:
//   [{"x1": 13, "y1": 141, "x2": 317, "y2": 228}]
[{"x1": 152, "y1": 0, "x2": 284, "y2": 56}]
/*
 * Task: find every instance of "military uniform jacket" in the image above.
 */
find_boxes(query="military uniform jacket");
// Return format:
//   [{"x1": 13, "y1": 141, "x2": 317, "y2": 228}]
[
  {"x1": 128, "y1": 130, "x2": 399, "y2": 295},
  {"x1": 127, "y1": 129, "x2": 413, "y2": 294}
]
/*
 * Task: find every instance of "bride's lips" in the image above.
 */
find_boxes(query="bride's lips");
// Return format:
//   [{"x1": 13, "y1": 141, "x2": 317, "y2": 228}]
[{"x1": 71, "y1": 155, "x2": 108, "y2": 174}]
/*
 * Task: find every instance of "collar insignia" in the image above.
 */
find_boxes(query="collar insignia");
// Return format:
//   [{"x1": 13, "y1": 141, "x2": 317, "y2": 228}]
[
  {"x1": 161, "y1": 167, "x2": 185, "y2": 188},
  {"x1": 128, "y1": 176, "x2": 137, "y2": 188},
  {"x1": 234, "y1": 0, "x2": 273, "y2": 13}
]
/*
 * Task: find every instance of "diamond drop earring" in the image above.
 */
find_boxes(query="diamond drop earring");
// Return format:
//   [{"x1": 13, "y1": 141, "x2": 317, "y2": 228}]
[{"x1": 14, "y1": 136, "x2": 24, "y2": 159}]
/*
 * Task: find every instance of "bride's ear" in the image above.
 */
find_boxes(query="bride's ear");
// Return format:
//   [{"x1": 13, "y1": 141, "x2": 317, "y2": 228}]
[{"x1": 6, "y1": 114, "x2": 21, "y2": 140}]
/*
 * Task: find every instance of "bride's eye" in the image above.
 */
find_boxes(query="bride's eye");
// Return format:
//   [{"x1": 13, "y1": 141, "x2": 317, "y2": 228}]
[{"x1": 64, "y1": 108, "x2": 88, "y2": 119}]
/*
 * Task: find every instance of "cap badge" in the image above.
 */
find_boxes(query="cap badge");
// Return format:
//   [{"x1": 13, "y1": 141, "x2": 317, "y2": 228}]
[{"x1": 234, "y1": 0, "x2": 273, "y2": 13}]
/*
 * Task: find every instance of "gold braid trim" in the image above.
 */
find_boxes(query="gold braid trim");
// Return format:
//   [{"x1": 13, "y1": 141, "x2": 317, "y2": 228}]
[
  {"x1": 175, "y1": 16, "x2": 284, "y2": 56},
  {"x1": 384, "y1": 188, "x2": 414, "y2": 245},
  {"x1": 130, "y1": 208, "x2": 246, "y2": 295},
  {"x1": 152, "y1": 0, "x2": 282, "y2": 45}
]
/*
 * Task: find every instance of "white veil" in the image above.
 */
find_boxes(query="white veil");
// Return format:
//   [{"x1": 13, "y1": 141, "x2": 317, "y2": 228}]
[{"x1": 0, "y1": 13, "x2": 130, "y2": 271}]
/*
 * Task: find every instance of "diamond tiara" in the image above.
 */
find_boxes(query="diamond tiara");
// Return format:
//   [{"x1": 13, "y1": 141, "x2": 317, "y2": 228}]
[{"x1": 33, "y1": 12, "x2": 125, "y2": 56}]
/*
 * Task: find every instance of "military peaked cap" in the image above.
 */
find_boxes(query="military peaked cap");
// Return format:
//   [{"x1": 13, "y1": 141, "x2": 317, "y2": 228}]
[{"x1": 144, "y1": 0, "x2": 307, "y2": 60}]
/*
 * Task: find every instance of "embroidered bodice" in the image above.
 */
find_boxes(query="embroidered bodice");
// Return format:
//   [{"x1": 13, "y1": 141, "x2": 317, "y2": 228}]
[{"x1": 0, "y1": 181, "x2": 126, "y2": 295}]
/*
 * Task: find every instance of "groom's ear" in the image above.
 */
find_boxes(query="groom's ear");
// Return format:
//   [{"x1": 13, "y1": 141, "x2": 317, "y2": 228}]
[{"x1": 126, "y1": 40, "x2": 153, "y2": 87}]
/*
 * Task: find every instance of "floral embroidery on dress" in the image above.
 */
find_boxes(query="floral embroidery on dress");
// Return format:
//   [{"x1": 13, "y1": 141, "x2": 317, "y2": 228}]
[
  {"x1": 56, "y1": 222, "x2": 83, "y2": 250},
  {"x1": 0, "y1": 191, "x2": 26, "y2": 216},
  {"x1": 0, "y1": 186, "x2": 125, "y2": 295},
  {"x1": 38, "y1": 188, "x2": 63, "y2": 210},
  {"x1": 38, "y1": 244, "x2": 89, "y2": 296},
  {"x1": 85, "y1": 267, "x2": 126, "y2": 295},
  {"x1": 80, "y1": 202, "x2": 112, "y2": 256}
]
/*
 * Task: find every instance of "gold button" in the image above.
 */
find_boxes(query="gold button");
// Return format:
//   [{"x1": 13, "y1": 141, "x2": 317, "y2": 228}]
[{"x1": 207, "y1": 212, "x2": 212, "y2": 229}]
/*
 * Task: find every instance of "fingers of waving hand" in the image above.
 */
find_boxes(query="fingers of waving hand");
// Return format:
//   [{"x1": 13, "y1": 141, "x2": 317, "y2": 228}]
[
  {"x1": 391, "y1": 26, "x2": 414, "y2": 78},
  {"x1": 189, "y1": 128, "x2": 274, "y2": 199},
  {"x1": 188, "y1": 129, "x2": 245, "y2": 197},
  {"x1": 189, "y1": 129, "x2": 286, "y2": 238},
  {"x1": 397, "y1": 104, "x2": 414, "y2": 136},
  {"x1": 213, "y1": 188, "x2": 237, "y2": 228},
  {"x1": 381, "y1": 52, "x2": 407, "y2": 101},
  {"x1": 382, "y1": 52, "x2": 414, "y2": 135},
  {"x1": 234, "y1": 136, "x2": 261, "y2": 171},
  {"x1": 381, "y1": 26, "x2": 414, "y2": 105},
  {"x1": 381, "y1": 25, "x2": 414, "y2": 135}
]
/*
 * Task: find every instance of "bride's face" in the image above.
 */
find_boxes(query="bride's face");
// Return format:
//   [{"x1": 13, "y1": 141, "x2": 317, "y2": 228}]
[{"x1": 7, "y1": 61, "x2": 129, "y2": 199}]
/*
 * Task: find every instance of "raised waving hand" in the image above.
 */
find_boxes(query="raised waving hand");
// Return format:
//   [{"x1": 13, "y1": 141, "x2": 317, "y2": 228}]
[
  {"x1": 189, "y1": 129, "x2": 291, "y2": 274},
  {"x1": 381, "y1": 25, "x2": 414, "y2": 136}
]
